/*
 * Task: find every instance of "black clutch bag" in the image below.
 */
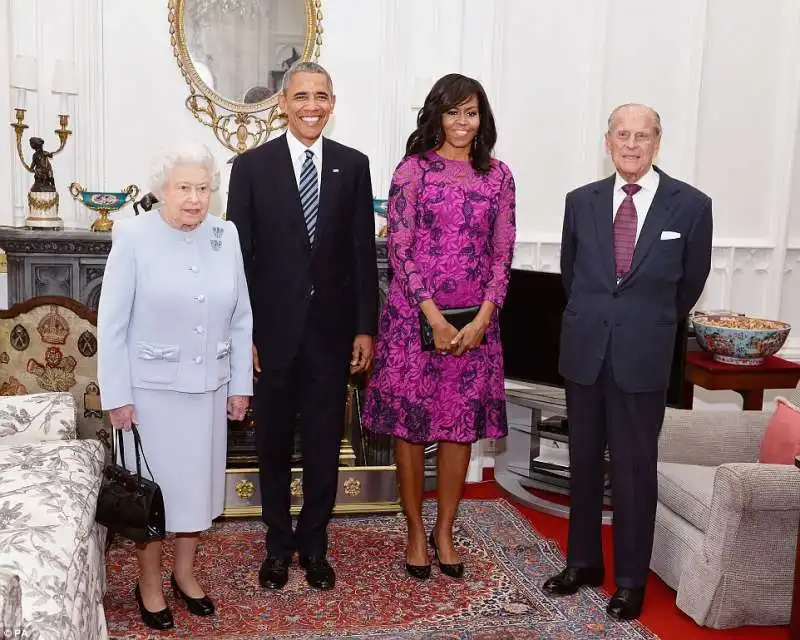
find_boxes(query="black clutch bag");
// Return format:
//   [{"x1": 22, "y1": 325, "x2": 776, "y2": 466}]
[
  {"x1": 419, "y1": 305, "x2": 487, "y2": 351},
  {"x1": 96, "y1": 426, "x2": 166, "y2": 545}
]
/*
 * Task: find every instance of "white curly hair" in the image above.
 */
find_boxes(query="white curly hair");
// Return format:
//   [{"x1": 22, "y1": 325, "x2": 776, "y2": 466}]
[{"x1": 149, "y1": 142, "x2": 220, "y2": 198}]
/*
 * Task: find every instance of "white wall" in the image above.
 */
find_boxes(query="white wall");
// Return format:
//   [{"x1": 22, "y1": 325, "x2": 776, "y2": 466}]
[{"x1": 3, "y1": 0, "x2": 800, "y2": 385}]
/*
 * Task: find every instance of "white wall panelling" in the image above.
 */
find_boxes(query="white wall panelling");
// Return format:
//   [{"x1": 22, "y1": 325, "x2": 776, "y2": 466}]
[
  {"x1": 7, "y1": 0, "x2": 84, "y2": 229},
  {"x1": 0, "y1": 0, "x2": 10, "y2": 306},
  {"x1": 73, "y1": 0, "x2": 106, "y2": 227},
  {"x1": 3, "y1": 0, "x2": 800, "y2": 367},
  {"x1": 0, "y1": 0, "x2": 12, "y2": 226},
  {"x1": 8, "y1": 0, "x2": 37, "y2": 228}
]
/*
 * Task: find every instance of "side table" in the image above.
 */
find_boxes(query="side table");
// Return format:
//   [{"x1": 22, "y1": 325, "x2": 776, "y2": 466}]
[
  {"x1": 495, "y1": 384, "x2": 613, "y2": 523},
  {"x1": 682, "y1": 351, "x2": 800, "y2": 410},
  {"x1": 793, "y1": 456, "x2": 800, "y2": 640}
]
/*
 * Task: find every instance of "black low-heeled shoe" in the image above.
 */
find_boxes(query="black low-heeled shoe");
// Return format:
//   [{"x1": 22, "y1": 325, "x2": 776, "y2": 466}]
[
  {"x1": 428, "y1": 532, "x2": 464, "y2": 578},
  {"x1": 134, "y1": 583, "x2": 174, "y2": 630},
  {"x1": 171, "y1": 574, "x2": 215, "y2": 616},
  {"x1": 405, "y1": 562, "x2": 432, "y2": 580}
]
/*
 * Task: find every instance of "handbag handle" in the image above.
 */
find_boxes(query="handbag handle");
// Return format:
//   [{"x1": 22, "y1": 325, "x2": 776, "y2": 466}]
[{"x1": 113, "y1": 425, "x2": 157, "y2": 484}]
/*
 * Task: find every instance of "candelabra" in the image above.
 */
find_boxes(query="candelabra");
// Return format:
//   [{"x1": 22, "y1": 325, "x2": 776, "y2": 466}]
[
  {"x1": 10, "y1": 109, "x2": 73, "y2": 229},
  {"x1": 9, "y1": 56, "x2": 78, "y2": 230}
]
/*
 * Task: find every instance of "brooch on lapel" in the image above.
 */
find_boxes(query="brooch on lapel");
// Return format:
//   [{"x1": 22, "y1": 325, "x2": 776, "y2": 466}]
[{"x1": 211, "y1": 225, "x2": 224, "y2": 251}]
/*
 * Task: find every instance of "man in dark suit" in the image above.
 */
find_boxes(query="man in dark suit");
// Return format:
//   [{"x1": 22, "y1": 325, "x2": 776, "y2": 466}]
[
  {"x1": 227, "y1": 61, "x2": 378, "y2": 591},
  {"x1": 543, "y1": 104, "x2": 712, "y2": 620}
]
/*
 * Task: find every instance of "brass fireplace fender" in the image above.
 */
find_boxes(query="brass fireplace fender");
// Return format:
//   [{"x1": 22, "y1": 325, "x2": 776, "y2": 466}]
[{"x1": 223, "y1": 465, "x2": 401, "y2": 517}]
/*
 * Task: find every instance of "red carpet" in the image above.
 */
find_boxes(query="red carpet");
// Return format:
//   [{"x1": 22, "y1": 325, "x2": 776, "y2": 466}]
[
  {"x1": 103, "y1": 480, "x2": 791, "y2": 639},
  {"x1": 469, "y1": 476, "x2": 791, "y2": 640},
  {"x1": 105, "y1": 499, "x2": 660, "y2": 639}
]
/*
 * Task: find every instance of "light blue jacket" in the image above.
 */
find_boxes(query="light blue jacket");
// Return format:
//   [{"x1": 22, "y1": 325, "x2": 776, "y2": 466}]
[{"x1": 97, "y1": 212, "x2": 253, "y2": 410}]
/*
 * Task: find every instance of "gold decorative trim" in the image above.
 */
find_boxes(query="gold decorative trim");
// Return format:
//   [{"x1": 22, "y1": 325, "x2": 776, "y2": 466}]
[
  {"x1": 222, "y1": 466, "x2": 401, "y2": 517},
  {"x1": 28, "y1": 192, "x2": 59, "y2": 212},
  {"x1": 222, "y1": 501, "x2": 403, "y2": 518},
  {"x1": 226, "y1": 465, "x2": 398, "y2": 473},
  {"x1": 343, "y1": 477, "x2": 361, "y2": 497},
  {"x1": 234, "y1": 478, "x2": 255, "y2": 500},
  {"x1": 168, "y1": 0, "x2": 323, "y2": 153},
  {"x1": 290, "y1": 477, "x2": 303, "y2": 497},
  {"x1": 0, "y1": 252, "x2": 7, "y2": 275}
]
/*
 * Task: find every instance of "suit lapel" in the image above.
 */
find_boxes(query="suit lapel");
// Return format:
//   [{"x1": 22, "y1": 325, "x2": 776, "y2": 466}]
[
  {"x1": 314, "y1": 138, "x2": 338, "y2": 250},
  {"x1": 624, "y1": 168, "x2": 681, "y2": 280},
  {"x1": 591, "y1": 175, "x2": 617, "y2": 287},
  {"x1": 275, "y1": 135, "x2": 311, "y2": 252}
]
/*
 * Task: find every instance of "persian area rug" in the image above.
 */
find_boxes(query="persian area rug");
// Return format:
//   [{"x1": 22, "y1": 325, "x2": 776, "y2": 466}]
[{"x1": 104, "y1": 499, "x2": 658, "y2": 639}]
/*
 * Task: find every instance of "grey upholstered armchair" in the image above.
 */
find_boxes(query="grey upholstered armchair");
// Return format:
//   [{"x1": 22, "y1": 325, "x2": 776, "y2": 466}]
[{"x1": 651, "y1": 403, "x2": 800, "y2": 628}]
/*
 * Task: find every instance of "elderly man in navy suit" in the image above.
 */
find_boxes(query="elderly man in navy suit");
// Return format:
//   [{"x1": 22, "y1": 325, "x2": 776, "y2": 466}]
[{"x1": 543, "y1": 104, "x2": 713, "y2": 620}]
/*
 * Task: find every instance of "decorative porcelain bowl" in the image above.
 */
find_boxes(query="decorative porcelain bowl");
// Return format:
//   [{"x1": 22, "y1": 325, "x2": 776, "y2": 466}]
[
  {"x1": 692, "y1": 314, "x2": 791, "y2": 366},
  {"x1": 69, "y1": 183, "x2": 139, "y2": 232},
  {"x1": 373, "y1": 199, "x2": 388, "y2": 238},
  {"x1": 373, "y1": 198, "x2": 388, "y2": 218}
]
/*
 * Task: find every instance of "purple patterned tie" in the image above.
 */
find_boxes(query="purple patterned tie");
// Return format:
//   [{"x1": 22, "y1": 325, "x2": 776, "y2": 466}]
[{"x1": 614, "y1": 183, "x2": 641, "y2": 278}]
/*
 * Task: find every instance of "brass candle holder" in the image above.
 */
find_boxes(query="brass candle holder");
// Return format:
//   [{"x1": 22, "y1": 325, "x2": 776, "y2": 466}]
[{"x1": 10, "y1": 109, "x2": 73, "y2": 230}]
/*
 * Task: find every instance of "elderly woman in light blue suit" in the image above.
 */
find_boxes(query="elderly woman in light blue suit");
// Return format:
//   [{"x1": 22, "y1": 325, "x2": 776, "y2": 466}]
[{"x1": 98, "y1": 142, "x2": 252, "y2": 631}]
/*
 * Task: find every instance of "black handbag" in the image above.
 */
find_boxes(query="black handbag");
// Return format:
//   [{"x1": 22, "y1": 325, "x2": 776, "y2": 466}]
[
  {"x1": 419, "y1": 305, "x2": 487, "y2": 351},
  {"x1": 96, "y1": 426, "x2": 166, "y2": 544}
]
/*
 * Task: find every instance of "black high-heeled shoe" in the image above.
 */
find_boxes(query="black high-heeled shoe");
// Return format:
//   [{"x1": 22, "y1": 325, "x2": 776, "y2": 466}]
[
  {"x1": 134, "y1": 583, "x2": 174, "y2": 630},
  {"x1": 171, "y1": 574, "x2": 215, "y2": 616},
  {"x1": 429, "y1": 532, "x2": 464, "y2": 578},
  {"x1": 405, "y1": 561, "x2": 432, "y2": 580}
]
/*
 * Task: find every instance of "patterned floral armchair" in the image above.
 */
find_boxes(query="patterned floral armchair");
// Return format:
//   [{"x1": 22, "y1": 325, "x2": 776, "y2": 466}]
[
  {"x1": 0, "y1": 296, "x2": 110, "y2": 452},
  {"x1": 0, "y1": 392, "x2": 107, "y2": 639}
]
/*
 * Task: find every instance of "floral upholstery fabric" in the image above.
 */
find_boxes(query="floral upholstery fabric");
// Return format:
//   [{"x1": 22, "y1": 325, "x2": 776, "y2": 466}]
[
  {"x1": 0, "y1": 392, "x2": 108, "y2": 640},
  {"x1": 0, "y1": 572, "x2": 22, "y2": 639},
  {"x1": 0, "y1": 299, "x2": 111, "y2": 454},
  {"x1": 0, "y1": 391, "x2": 76, "y2": 444}
]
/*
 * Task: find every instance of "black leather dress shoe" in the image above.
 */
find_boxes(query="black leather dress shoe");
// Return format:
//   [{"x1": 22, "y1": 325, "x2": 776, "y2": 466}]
[
  {"x1": 607, "y1": 587, "x2": 645, "y2": 620},
  {"x1": 542, "y1": 566, "x2": 604, "y2": 596},
  {"x1": 429, "y1": 532, "x2": 464, "y2": 578},
  {"x1": 259, "y1": 556, "x2": 291, "y2": 590},
  {"x1": 134, "y1": 584, "x2": 174, "y2": 630},
  {"x1": 299, "y1": 555, "x2": 335, "y2": 590},
  {"x1": 171, "y1": 574, "x2": 215, "y2": 616}
]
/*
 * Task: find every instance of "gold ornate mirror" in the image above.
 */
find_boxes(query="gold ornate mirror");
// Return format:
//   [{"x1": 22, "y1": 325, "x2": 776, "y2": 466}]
[{"x1": 168, "y1": 0, "x2": 323, "y2": 153}]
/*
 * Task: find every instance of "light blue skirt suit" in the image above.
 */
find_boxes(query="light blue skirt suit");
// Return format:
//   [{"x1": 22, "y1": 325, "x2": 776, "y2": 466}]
[{"x1": 98, "y1": 212, "x2": 253, "y2": 532}]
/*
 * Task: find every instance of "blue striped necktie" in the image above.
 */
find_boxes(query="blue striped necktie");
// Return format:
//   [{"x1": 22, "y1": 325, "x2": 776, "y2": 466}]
[{"x1": 299, "y1": 149, "x2": 318, "y2": 243}]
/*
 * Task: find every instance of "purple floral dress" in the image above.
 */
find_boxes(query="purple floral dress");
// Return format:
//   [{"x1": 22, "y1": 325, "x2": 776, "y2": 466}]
[{"x1": 362, "y1": 152, "x2": 516, "y2": 443}]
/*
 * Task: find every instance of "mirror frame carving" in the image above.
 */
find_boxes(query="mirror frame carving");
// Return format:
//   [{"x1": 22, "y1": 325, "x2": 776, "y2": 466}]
[{"x1": 168, "y1": 0, "x2": 323, "y2": 153}]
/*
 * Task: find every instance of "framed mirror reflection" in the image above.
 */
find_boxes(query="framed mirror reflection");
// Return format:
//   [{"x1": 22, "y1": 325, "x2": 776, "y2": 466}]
[{"x1": 168, "y1": 0, "x2": 323, "y2": 153}]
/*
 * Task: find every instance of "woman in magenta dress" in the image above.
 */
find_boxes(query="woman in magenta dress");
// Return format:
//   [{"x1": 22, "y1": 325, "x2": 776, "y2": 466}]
[{"x1": 362, "y1": 74, "x2": 516, "y2": 580}]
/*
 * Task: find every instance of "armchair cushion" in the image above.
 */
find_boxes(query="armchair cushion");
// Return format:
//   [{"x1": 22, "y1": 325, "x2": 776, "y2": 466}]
[
  {"x1": 657, "y1": 462, "x2": 716, "y2": 532},
  {"x1": 0, "y1": 392, "x2": 75, "y2": 445},
  {"x1": 758, "y1": 397, "x2": 800, "y2": 464}
]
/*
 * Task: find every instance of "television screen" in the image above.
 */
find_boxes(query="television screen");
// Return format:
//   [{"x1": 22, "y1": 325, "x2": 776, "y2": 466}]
[
  {"x1": 498, "y1": 268, "x2": 688, "y2": 407},
  {"x1": 500, "y1": 269, "x2": 566, "y2": 389}
]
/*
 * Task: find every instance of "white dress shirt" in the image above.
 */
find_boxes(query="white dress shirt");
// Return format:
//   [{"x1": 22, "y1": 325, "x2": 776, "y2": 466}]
[
  {"x1": 612, "y1": 166, "x2": 660, "y2": 243},
  {"x1": 285, "y1": 129, "x2": 323, "y2": 193}
]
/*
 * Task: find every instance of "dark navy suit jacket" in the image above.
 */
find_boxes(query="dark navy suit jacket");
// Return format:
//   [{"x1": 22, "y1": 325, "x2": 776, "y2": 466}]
[
  {"x1": 227, "y1": 135, "x2": 379, "y2": 370},
  {"x1": 558, "y1": 167, "x2": 713, "y2": 393}
]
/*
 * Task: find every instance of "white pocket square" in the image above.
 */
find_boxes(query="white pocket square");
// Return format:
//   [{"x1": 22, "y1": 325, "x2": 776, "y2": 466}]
[{"x1": 660, "y1": 231, "x2": 681, "y2": 240}]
